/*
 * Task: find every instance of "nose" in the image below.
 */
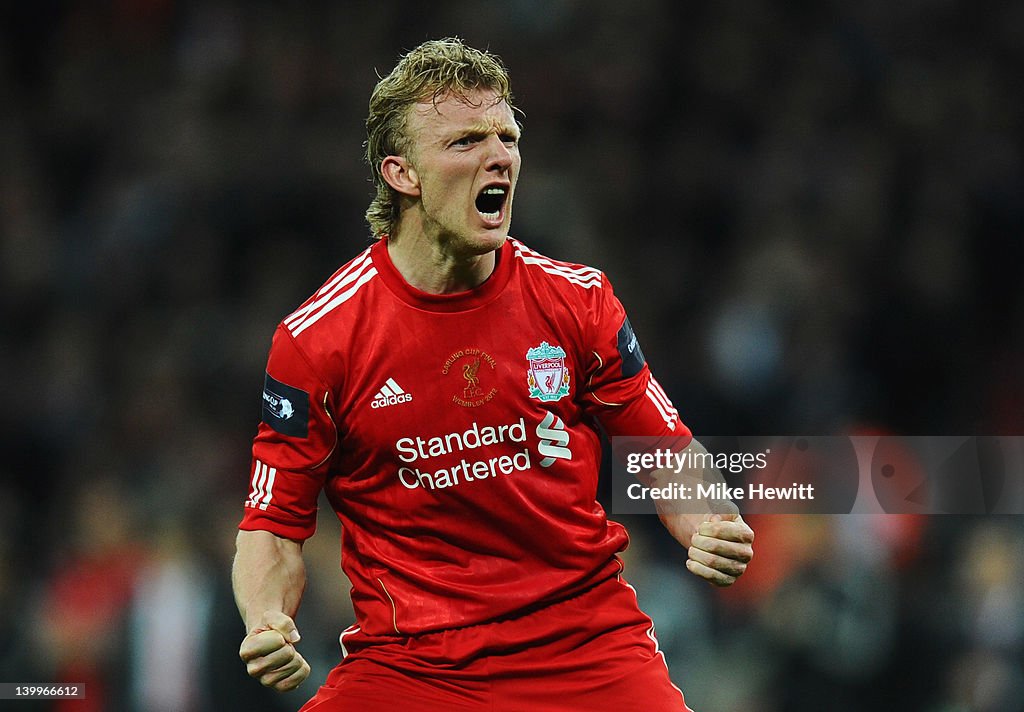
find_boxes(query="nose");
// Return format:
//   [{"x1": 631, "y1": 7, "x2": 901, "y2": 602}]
[{"x1": 483, "y1": 134, "x2": 514, "y2": 172}]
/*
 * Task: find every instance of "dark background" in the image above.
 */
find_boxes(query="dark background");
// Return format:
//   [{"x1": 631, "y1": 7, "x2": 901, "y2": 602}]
[{"x1": 1, "y1": 1, "x2": 1022, "y2": 710}]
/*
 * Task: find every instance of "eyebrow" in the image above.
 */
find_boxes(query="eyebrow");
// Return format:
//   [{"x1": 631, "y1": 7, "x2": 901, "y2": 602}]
[{"x1": 448, "y1": 121, "x2": 521, "y2": 141}]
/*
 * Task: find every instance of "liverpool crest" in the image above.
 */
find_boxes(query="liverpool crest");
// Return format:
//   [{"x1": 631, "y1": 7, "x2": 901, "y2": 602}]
[{"x1": 526, "y1": 342, "x2": 571, "y2": 402}]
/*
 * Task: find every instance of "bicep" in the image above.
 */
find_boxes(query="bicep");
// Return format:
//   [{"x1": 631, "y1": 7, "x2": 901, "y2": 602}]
[{"x1": 589, "y1": 372, "x2": 689, "y2": 438}]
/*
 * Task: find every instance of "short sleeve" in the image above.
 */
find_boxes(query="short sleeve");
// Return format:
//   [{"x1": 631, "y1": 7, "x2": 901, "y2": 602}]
[
  {"x1": 578, "y1": 275, "x2": 691, "y2": 439},
  {"x1": 239, "y1": 325, "x2": 338, "y2": 541}
]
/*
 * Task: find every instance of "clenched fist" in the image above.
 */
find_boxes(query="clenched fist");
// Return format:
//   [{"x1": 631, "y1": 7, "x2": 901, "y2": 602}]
[
  {"x1": 685, "y1": 513, "x2": 754, "y2": 587},
  {"x1": 239, "y1": 610, "x2": 311, "y2": 692}
]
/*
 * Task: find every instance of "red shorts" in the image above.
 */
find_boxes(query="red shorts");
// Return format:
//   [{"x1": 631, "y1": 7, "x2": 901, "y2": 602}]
[{"x1": 298, "y1": 575, "x2": 692, "y2": 712}]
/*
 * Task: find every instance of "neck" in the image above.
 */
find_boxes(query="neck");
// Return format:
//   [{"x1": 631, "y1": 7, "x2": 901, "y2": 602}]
[{"x1": 386, "y1": 229, "x2": 498, "y2": 294}]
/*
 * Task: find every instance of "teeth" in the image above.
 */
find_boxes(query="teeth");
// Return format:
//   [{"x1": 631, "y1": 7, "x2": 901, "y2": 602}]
[{"x1": 477, "y1": 186, "x2": 507, "y2": 221}]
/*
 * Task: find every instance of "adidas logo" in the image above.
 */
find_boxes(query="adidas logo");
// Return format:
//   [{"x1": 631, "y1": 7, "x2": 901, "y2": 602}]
[{"x1": 371, "y1": 378, "x2": 413, "y2": 409}]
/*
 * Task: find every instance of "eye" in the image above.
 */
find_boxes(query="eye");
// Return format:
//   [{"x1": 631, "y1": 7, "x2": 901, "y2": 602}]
[{"x1": 500, "y1": 133, "x2": 519, "y2": 146}]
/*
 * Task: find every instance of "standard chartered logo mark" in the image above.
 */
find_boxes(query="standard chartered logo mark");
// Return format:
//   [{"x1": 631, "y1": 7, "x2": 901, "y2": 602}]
[
  {"x1": 536, "y1": 411, "x2": 571, "y2": 466},
  {"x1": 391, "y1": 414, "x2": 573, "y2": 492}
]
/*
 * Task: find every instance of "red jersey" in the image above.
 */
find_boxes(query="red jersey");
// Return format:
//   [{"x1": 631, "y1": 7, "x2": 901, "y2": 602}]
[{"x1": 240, "y1": 237, "x2": 689, "y2": 636}]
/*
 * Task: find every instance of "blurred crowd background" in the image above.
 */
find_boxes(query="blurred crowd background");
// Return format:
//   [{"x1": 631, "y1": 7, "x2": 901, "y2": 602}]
[{"x1": 1, "y1": 1, "x2": 1022, "y2": 710}]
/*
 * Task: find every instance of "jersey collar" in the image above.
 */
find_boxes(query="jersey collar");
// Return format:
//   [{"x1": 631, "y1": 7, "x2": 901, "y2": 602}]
[{"x1": 371, "y1": 238, "x2": 514, "y2": 312}]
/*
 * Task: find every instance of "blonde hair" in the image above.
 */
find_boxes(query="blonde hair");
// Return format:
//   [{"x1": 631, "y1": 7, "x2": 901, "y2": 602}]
[{"x1": 365, "y1": 38, "x2": 516, "y2": 238}]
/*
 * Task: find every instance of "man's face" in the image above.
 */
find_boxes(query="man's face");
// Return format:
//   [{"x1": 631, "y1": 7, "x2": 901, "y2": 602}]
[{"x1": 401, "y1": 89, "x2": 521, "y2": 254}]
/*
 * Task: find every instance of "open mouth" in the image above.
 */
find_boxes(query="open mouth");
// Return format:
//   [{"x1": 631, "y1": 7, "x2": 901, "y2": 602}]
[{"x1": 475, "y1": 186, "x2": 508, "y2": 222}]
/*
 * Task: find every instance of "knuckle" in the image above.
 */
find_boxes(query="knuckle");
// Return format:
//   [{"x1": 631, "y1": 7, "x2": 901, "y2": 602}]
[
  {"x1": 285, "y1": 674, "x2": 304, "y2": 692},
  {"x1": 262, "y1": 669, "x2": 286, "y2": 686},
  {"x1": 715, "y1": 574, "x2": 736, "y2": 587}
]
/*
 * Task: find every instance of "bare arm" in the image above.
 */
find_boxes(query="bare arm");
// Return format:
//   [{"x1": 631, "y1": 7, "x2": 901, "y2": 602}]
[
  {"x1": 232, "y1": 529, "x2": 311, "y2": 692},
  {"x1": 233, "y1": 529, "x2": 306, "y2": 628},
  {"x1": 650, "y1": 438, "x2": 755, "y2": 587}
]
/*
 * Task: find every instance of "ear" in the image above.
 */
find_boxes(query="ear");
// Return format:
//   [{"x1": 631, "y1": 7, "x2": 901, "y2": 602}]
[{"x1": 380, "y1": 156, "x2": 421, "y2": 198}]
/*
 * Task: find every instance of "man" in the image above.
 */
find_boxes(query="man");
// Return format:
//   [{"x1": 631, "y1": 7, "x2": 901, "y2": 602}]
[{"x1": 233, "y1": 38, "x2": 753, "y2": 711}]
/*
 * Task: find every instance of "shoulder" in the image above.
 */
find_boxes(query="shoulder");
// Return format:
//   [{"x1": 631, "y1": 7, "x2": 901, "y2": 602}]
[
  {"x1": 507, "y1": 238, "x2": 605, "y2": 292},
  {"x1": 279, "y1": 244, "x2": 379, "y2": 341}
]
